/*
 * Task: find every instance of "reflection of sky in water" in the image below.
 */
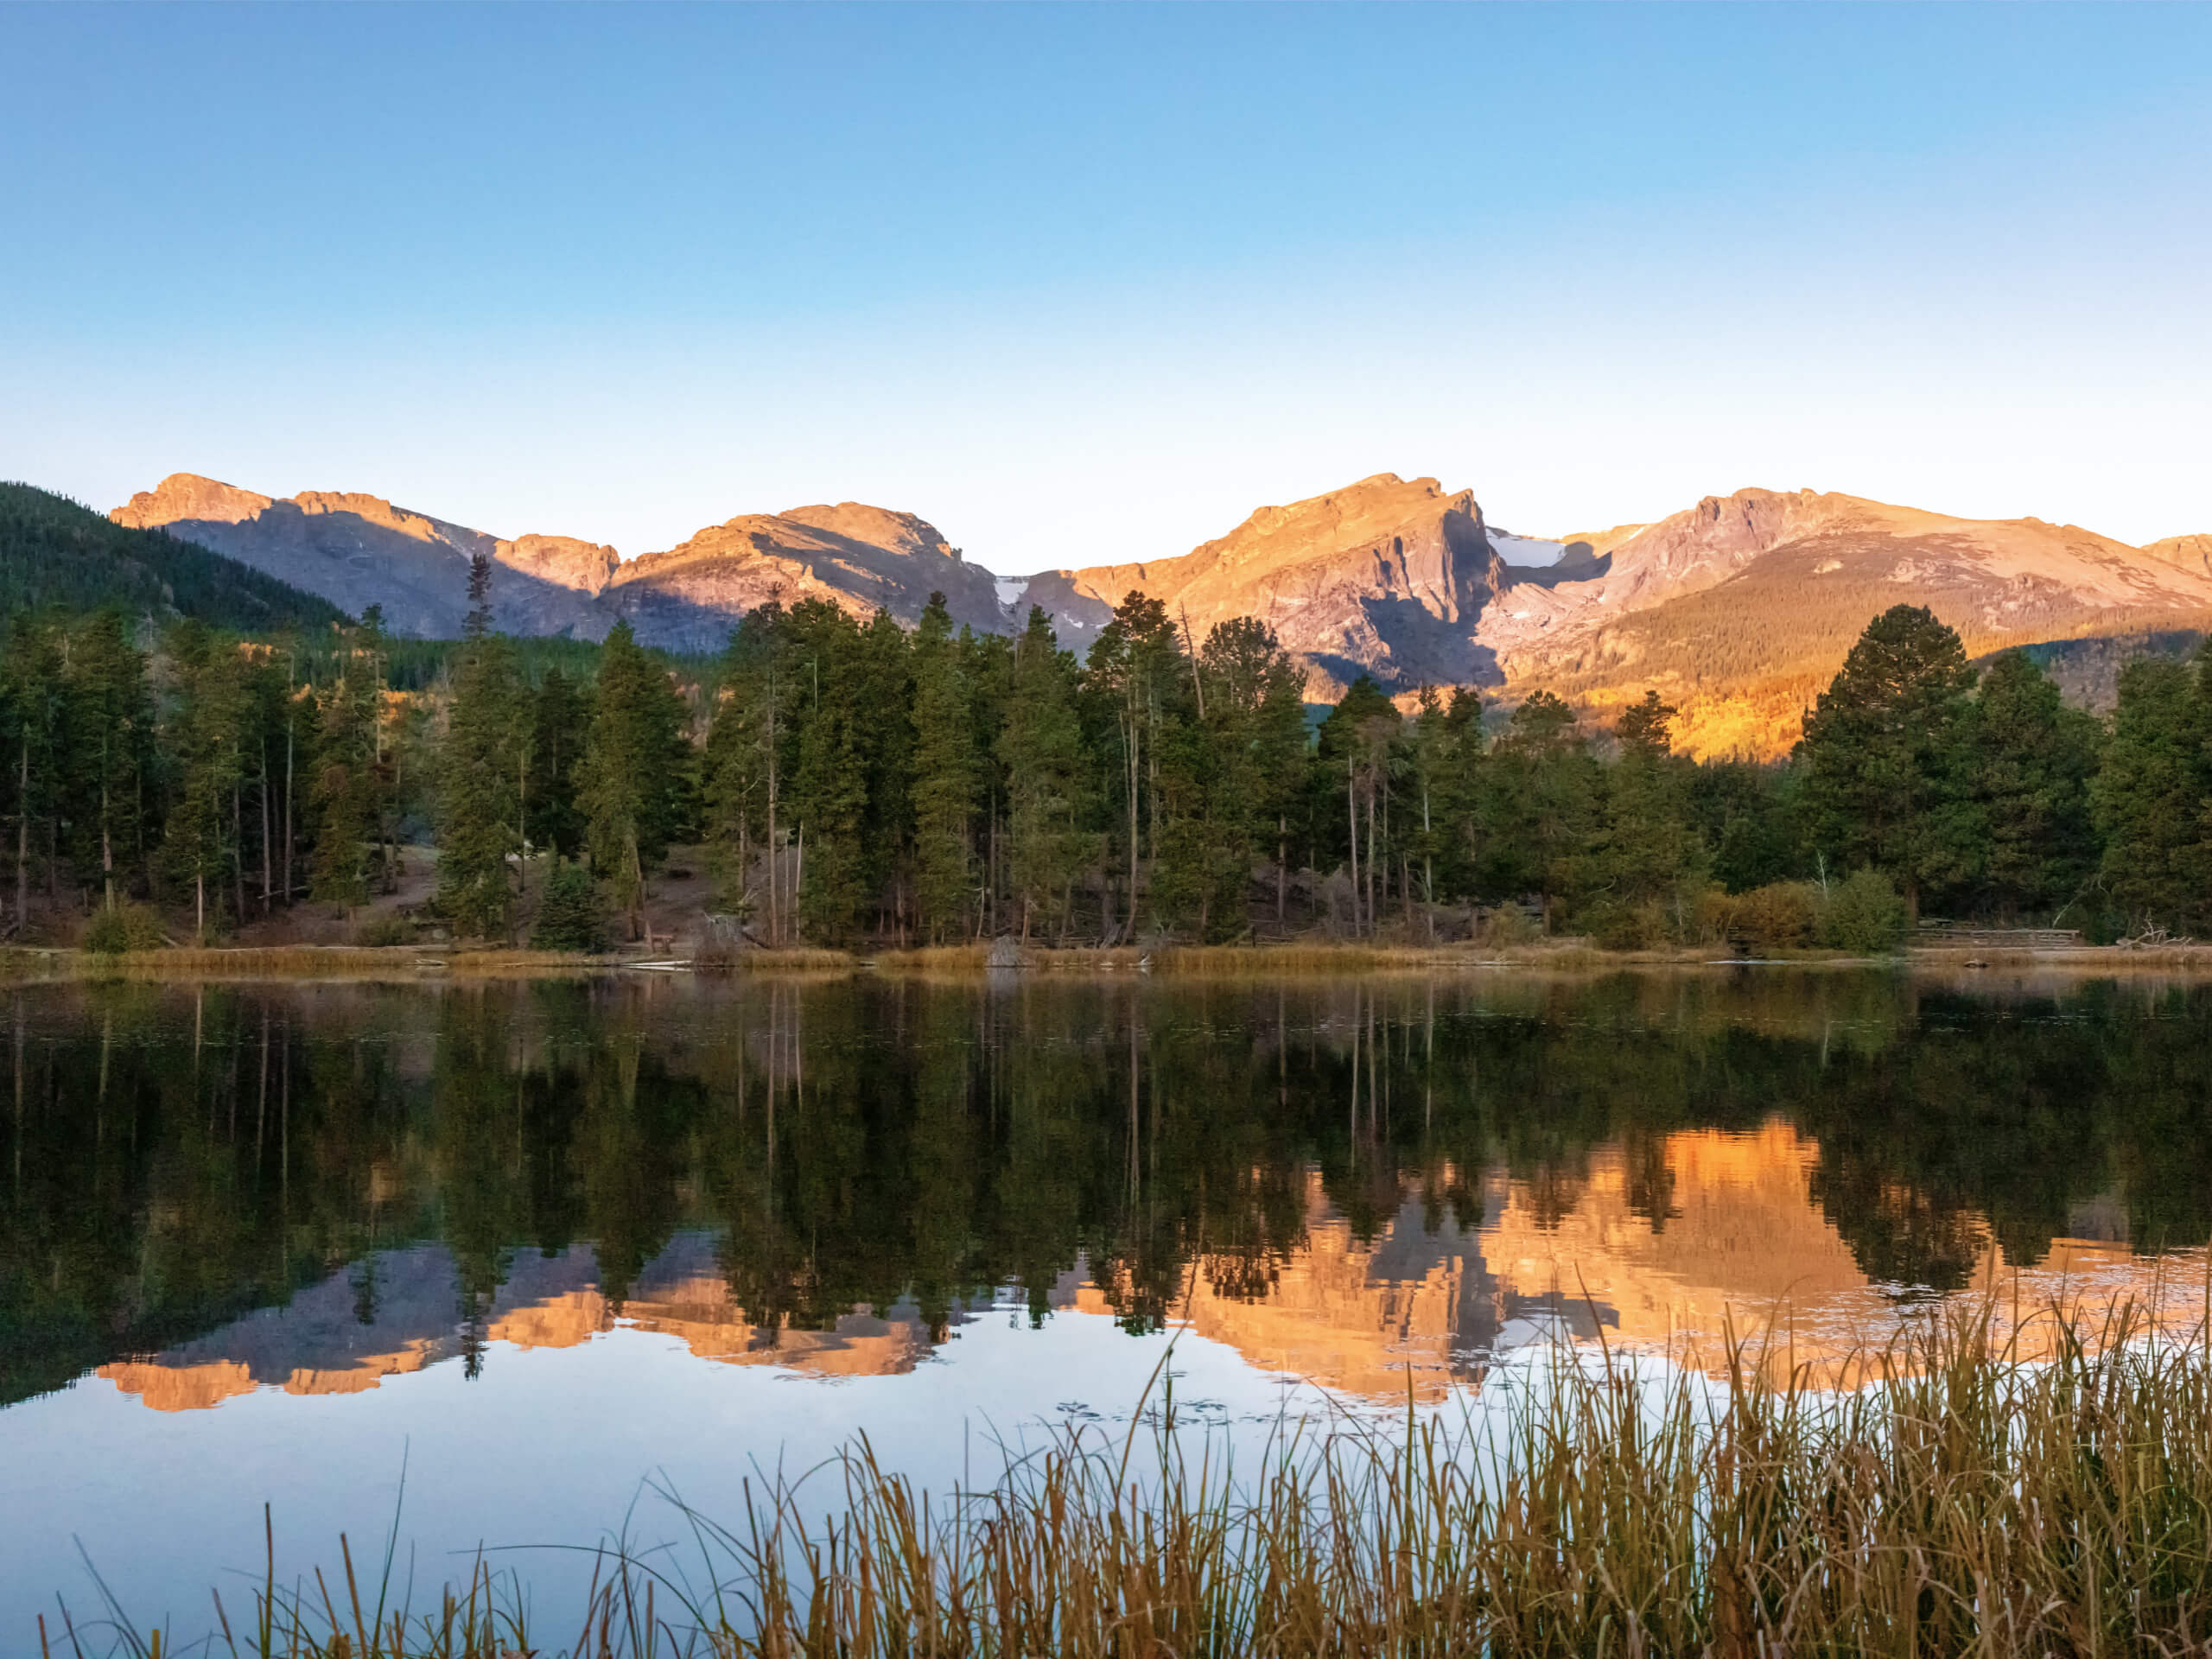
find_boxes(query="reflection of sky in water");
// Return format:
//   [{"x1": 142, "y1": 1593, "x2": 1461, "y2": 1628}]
[{"x1": 9, "y1": 969, "x2": 2212, "y2": 1644}]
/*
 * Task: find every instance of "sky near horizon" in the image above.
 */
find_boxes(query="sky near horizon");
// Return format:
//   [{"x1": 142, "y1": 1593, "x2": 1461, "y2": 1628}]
[{"x1": 3, "y1": 3, "x2": 2208, "y2": 574}]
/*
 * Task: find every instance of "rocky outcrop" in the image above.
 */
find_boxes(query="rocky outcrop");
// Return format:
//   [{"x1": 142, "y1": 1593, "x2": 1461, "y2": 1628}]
[{"x1": 1037, "y1": 474, "x2": 1510, "y2": 697}]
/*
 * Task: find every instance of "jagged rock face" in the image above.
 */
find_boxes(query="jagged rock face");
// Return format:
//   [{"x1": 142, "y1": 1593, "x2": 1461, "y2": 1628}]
[
  {"x1": 111, "y1": 474, "x2": 613, "y2": 639},
  {"x1": 605, "y1": 503, "x2": 1006, "y2": 652},
  {"x1": 1035, "y1": 474, "x2": 1509, "y2": 697}
]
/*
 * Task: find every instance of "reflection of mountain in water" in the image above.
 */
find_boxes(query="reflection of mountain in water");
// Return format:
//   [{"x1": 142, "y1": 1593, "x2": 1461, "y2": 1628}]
[
  {"x1": 13, "y1": 976, "x2": 2212, "y2": 1414},
  {"x1": 100, "y1": 1234, "x2": 944, "y2": 1411},
  {"x1": 96, "y1": 1123, "x2": 2202, "y2": 1411}
]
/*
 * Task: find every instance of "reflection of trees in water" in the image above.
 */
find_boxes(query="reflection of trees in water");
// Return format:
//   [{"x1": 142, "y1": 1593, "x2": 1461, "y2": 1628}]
[{"x1": 6, "y1": 971, "x2": 2212, "y2": 1404}]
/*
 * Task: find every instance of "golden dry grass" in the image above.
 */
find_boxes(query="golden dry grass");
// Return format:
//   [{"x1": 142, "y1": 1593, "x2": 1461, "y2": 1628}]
[{"x1": 67, "y1": 1298, "x2": 2212, "y2": 1658}]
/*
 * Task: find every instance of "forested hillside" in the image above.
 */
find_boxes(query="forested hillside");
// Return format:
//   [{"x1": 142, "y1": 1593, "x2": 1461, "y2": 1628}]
[
  {"x1": 10, "y1": 536, "x2": 2212, "y2": 953},
  {"x1": 0, "y1": 482, "x2": 345, "y2": 632}
]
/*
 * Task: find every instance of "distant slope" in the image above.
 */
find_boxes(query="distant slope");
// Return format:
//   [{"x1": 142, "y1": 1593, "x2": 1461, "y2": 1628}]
[
  {"x1": 1, "y1": 481, "x2": 346, "y2": 632},
  {"x1": 111, "y1": 474, "x2": 1008, "y2": 650},
  {"x1": 112, "y1": 474, "x2": 613, "y2": 639},
  {"x1": 1486, "y1": 490, "x2": 2212, "y2": 756},
  {"x1": 1985, "y1": 628, "x2": 2209, "y2": 715}
]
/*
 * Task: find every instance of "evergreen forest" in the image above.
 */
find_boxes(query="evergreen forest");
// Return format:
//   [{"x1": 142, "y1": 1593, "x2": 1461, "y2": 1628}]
[{"x1": 8, "y1": 542, "x2": 2212, "y2": 950}]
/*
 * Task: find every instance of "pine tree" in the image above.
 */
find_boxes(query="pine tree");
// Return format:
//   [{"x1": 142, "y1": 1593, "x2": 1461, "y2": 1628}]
[
  {"x1": 1313, "y1": 677, "x2": 1402, "y2": 936},
  {"x1": 1484, "y1": 691, "x2": 1599, "y2": 928},
  {"x1": 909, "y1": 594, "x2": 974, "y2": 941},
  {"x1": 162, "y1": 622, "x2": 250, "y2": 941},
  {"x1": 0, "y1": 616, "x2": 65, "y2": 934},
  {"x1": 1189, "y1": 617, "x2": 1306, "y2": 938},
  {"x1": 704, "y1": 603, "x2": 789, "y2": 934},
  {"x1": 435, "y1": 634, "x2": 524, "y2": 939},
  {"x1": 1797, "y1": 605, "x2": 1980, "y2": 914},
  {"x1": 309, "y1": 621, "x2": 386, "y2": 909},
  {"x1": 1000, "y1": 608, "x2": 1090, "y2": 941},
  {"x1": 1963, "y1": 651, "x2": 2101, "y2": 920},
  {"x1": 60, "y1": 608, "x2": 155, "y2": 912},
  {"x1": 531, "y1": 857, "x2": 605, "y2": 952},
  {"x1": 785, "y1": 601, "x2": 871, "y2": 944},
  {"x1": 1083, "y1": 594, "x2": 1185, "y2": 938},
  {"x1": 579, "y1": 620, "x2": 690, "y2": 939},
  {"x1": 527, "y1": 665, "x2": 590, "y2": 860},
  {"x1": 2091, "y1": 657, "x2": 2207, "y2": 931},
  {"x1": 1592, "y1": 690, "x2": 1704, "y2": 942}
]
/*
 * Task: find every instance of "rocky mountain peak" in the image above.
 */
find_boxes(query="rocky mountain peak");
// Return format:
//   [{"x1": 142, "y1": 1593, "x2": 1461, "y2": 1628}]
[{"x1": 112, "y1": 473, "x2": 276, "y2": 530}]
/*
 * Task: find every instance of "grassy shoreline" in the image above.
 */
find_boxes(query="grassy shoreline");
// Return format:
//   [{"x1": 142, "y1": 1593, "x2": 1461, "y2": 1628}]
[
  {"x1": 53, "y1": 1300, "x2": 2212, "y2": 1657},
  {"x1": 10, "y1": 936, "x2": 2212, "y2": 985}
]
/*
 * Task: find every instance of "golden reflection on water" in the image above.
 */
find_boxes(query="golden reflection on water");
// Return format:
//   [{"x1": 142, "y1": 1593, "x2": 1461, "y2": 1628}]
[{"x1": 96, "y1": 1116, "x2": 2208, "y2": 1413}]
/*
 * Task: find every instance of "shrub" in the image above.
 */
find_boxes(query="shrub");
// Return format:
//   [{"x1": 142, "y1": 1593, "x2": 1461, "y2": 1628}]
[
  {"x1": 353, "y1": 914, "x2": 411, "y2": 948},
  {"x1": 1478, "y1": 906, "x2": 1539, "y2": 948},
  {"x1": 1584, "y1": 901, "x2": 1677, "y2": 951},
  {"x1": 81, "y1": 902, "x2": 165, "y2": 956},
  {"x1": 1730, "y1": 881, "x2": 1820, "y2": 951},
  {"x1": 531, "y1": 861, "x2": 604, "y2": 953},
  {"x1": 1818, "y1": 869, "x2": 1910, "y2": 953}
]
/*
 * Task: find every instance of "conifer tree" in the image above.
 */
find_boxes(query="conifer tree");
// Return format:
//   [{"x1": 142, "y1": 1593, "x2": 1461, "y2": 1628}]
[
  {"x1": 704, "y1": 602, "x2": 789, "y2": 932},
  {"x1": 579, "y1": 620, "x2": 690, "y2": 938},
  {"x1": 1189, "y1": 617, "x2": 1306, "y2": 938},
  {"x1": 1797, "y1": 605, "x2": 1979, "y2": 914},
  {"x1": 527, "y1": 666, "x2": 590, "y2": 860},
  {"x1": 1314, "y1": 677, "x2": 1402, "y2": 935},
  {"x1": 2091, "y1": 657, "x2": 2208, "y2": 931},
  {"x1": 60, "y1": 607, "x2": 154, "y2": 912},
  {"x1": 435, "y1": 633, "x2": 524, "y2": 939},
  {"x1": 1963, "y1": 651, "x2": 2100, "y2": 919},
  {"x1": 785, "y1": 601, "x2": 872, "y2": 943},
  {"x1": 1000, "y1": 607, "x2": 1090, "y2": 941},
  {"x1": 309, "y1": 619, "x2": 387, "y2": 909},
  {"x1": 1484, "y1": 691, "x2": 1599, "y2": 928},
  {"x1": 162, "y1": 622, "x2": 249, "y2": 941},
  {"x1": 909, "y1": 594, "x2": 974, "y2": 941},
  {"x1": 1594, "y1": 690, "x2": 1704, "y2": 941},
  {"x1": 0, "y1": 616, "x2": 64, "y2": 932},
  {"x1": 531, "y1": 857, "x2": 605, "y2": 952},
  {"x1": 1083, "y1": 594, "x2": 1185, "y2": 937}
]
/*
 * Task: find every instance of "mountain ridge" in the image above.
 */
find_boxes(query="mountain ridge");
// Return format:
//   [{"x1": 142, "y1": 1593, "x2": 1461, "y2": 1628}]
[{"x1": 107, "y1": 470, "x2": 2212, "y2": 756}]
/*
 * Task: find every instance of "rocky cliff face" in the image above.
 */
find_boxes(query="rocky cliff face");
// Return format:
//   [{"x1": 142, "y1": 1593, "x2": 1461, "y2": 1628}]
[{"x1": 1031, "y1": 474, "x2": 1510, "y2": 698}]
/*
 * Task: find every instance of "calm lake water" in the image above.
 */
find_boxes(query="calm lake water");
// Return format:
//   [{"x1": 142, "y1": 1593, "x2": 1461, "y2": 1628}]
[{"x1": 5, "y1": 969, "x2": 2210, "y2": 1644}]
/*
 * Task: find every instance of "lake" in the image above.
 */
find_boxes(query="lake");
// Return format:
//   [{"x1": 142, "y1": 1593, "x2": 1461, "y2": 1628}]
[{"x1": 5, "y1": 968, "x2": 2209, "y2": 1646}]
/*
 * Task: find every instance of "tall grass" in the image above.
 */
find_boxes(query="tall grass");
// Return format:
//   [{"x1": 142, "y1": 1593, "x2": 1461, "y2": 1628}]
[{"x1": 55, "y1": 1296, "x2": 2212, "y2": 1657}]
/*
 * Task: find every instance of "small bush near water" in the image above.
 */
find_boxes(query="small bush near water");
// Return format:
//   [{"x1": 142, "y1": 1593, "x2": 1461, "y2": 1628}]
[
  {"x1": 56, "y1": 1298, "x2": 2212, "y2": 1658},
  {"x1": 79, "y1": 903, "x2": 165, "y2": 957},
  {"x1": 531, "y1": 861, "x2": 605, "y2": 954}
]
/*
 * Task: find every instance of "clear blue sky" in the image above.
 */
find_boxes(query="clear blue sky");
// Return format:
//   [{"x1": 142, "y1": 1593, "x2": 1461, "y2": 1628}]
[{"x1": 3, "y1": 3, "x2": 2207, "y2": 571}]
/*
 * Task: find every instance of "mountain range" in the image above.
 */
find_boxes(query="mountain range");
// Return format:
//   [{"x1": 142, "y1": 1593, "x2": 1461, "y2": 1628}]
[{"x1": 109, "y1": 470, "x2": 2212, "y2": 757}]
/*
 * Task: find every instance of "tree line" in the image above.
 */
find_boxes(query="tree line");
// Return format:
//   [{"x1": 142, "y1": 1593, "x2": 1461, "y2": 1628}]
[{"x1": 5, "y1": 568, "x2": 2212, "y2": 948}]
